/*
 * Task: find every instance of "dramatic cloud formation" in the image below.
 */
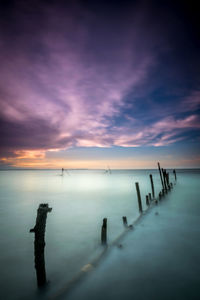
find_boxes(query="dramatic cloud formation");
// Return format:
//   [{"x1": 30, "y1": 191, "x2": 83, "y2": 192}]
[{"x1": 0, "y1": 0, "x2": 200, "y2": 168}]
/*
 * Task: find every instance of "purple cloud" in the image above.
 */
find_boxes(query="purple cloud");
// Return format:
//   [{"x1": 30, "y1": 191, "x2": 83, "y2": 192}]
[{"x1": 0, "y1": 1, "x2": 154, "y2": 154}]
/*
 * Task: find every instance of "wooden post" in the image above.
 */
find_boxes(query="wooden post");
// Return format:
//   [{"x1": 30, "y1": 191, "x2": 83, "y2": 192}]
[
  {"x1": 162, "y1": 168, "x2": 167, "y2": 192},
  {"x1": 146, "y1": 195, "x2": 149, "y2": 206},
  {"x1": 165, "y1": 170, "x2": 169, "y2": 191},
  {"x1": 30, "y1": 203, "x2": 52, "y2": 287},
  {"x1": 149, "y1": 174, "x2": 155, "y2": 198},
  {"x1": 122, "y1": 216, "x2": 128, "y2": 227},
  {"x1": 166, "y1": 173, "x2": 170, "y2": 189},
  {"x1": 158, "y1": 162, "x2": 164, "y2": 190},
  {"x1": 173, "y1": 169, "x2": 177, "y2": 181},
  {"x1": 101, "y1": 218, "x2": 107, "y2": 245},
  {"x1": 148, "y1": 193, "x2": 152, "y2": 202},
  {"x1": 166, "y1": 173, "x2": 169, "y2": 186},
  {"x1": 135, "y1": 182, "x2": 143, "y2": 213}
]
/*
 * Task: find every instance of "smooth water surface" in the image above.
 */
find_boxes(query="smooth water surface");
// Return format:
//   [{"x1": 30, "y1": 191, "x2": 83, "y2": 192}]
[{"x1": 0, "y1": 169, "x2": 191, "y2": 299}]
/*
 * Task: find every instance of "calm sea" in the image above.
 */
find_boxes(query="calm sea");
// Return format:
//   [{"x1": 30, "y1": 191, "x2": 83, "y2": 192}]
[{"x1": 0, "y1": 169, "x2": 199, "y2": 299}]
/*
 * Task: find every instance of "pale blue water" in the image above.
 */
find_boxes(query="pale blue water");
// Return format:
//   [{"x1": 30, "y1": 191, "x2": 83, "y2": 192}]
[{"x1": 0, "y1": 169, "x2": 196, "y2": 299}]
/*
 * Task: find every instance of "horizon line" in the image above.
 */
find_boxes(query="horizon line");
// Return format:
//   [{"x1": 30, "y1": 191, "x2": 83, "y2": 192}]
[{"x1": 1, "y1": 167, "x2": 200, "y2": 171}]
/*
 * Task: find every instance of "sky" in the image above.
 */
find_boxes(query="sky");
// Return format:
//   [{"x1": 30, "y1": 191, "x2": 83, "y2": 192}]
[{"x1": 0, "y1": 0, "x2": 199, "y2": 169}]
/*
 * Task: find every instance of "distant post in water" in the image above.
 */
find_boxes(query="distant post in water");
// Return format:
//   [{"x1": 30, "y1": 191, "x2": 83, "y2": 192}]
[
  {"x1": 162, "y1": 168, "x2": 167, "y2": 191},
  {"x1": 173, "y1": 169, "x2": 177, "y2": 181},
  {"x1": 30, "y1": 204, "x2": 52, "y2": 287},
  {"x1": 148, "y1": 193, "x2": 152, "y2": 201},
  {"x1": 158, "y1": 162, "x2": 164, "y2": 190},
  {"x1": 101, "y1": 218, "x2": 107, "y2": 245},
  {"x1": 135, "y1": 182, "x2": 143, "y2": 213},
  {"x1": 166, "y1": 173, "x2": 170, "y2": 187},
  {"x1": 146, "y1": 195, "x2": 149, "y2": 206},
  {"x1": 122, "y1": 216, "x2": 128, "y2": 227},
  {"x1": 149, "y1": 174, "x2": 155, "y2": 198}
]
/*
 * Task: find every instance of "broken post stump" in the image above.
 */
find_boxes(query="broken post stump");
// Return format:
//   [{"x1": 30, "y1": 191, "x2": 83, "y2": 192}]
[
  {"x1": 149, "y1": 174, "x2": 155, "y2": 198},
  {"x1": 101, "y1": 218, "x2": 107, "y2": 245},
  {"x1": 30, "y1": 203, "x2": 52, "y2": 287},
  {"x1": 135, "y1": 182, "x2": 143, "y2": 213},
  {"x1": 148, "y1": 193, "x2": 152, "y2": 202},
  {"x1": 122, "y1": 216, "x2": 128, "y2": 227},
  {"x1": 146, "y1": 195, "x2": 149, "y2": 206}
]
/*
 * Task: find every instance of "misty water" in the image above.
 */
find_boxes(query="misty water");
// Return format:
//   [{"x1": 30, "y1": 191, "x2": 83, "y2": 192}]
[{"x1": 0, "y1": 169, "x2": 199, "y2": 299}]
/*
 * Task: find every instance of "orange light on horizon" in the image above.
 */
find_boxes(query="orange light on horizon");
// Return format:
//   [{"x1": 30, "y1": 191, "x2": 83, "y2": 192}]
[{"x1": 1, "y1": 148, "x2": 200, "y2": 169}]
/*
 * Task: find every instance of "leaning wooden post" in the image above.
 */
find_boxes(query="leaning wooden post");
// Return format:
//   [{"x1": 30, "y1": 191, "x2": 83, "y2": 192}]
[
  {"x1": 173, "y1": 169, "x2": 177, "y2": 181},
  {"x1": 158, "y1": 162, "x2": 164, "y2": 190},
  {"x1": 135, "y1": 182, "x2": 143, "y2": 213},
  {"x1": 101, "y1": 218, "x2": 107, "y2": 245},
  {"x1": 149, "y1": 174, "x2": 155, "y2": 198},
  {"x1": 30, "y1": 203, "x2": 52, "y2": 287}
]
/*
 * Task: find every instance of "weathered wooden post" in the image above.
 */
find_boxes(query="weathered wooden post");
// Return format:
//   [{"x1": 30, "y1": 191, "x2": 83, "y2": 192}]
[
  {"x1": 173, "y1": 169, "x2": 177, "y2": 181},
  {"x1": 122, "y1": 216, "x2": 128, "y2": 227},
  {"x1": 146, "y1": 195, "x2": 149, "y2": 206},
  {"x1": 165, "y1": 170, "x2": 169, "y2": 190},
  {"x1": 148, "y1": 193, "x2": 152, "y2": 202},
  {"x1": 135, "y1": 182, "x2": 143, "y2": 213},
  {"x1": 166, "y1": 173, "x2": 170, "y2": 188},
  {"x1": 166, "y1": 172, "x2": 168, "y2": 185},
  {"x1": 158, "y1": 162, "x2": 164, "y2": 190},
  {"x1": 101, "y1": 218, "x2": 107, "y2": 245},
  {"x1": 30, "y1": 203, "x2": 52, "y2": 287},
  {"x1": 149, "y1": 174, "x2": 155, "y2": 198},
  {"x1": 162, "y1": 168, "x2": 167, "y2": 192}
]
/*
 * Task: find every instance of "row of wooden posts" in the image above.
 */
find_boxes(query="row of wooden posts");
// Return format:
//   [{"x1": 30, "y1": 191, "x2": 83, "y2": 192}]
[
  {"x1": 101, "y1": 163, "x2": 177, "y2": 245},
  {"x1": 30, "y1": 163, "x2": 177, "y2": 287}
]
